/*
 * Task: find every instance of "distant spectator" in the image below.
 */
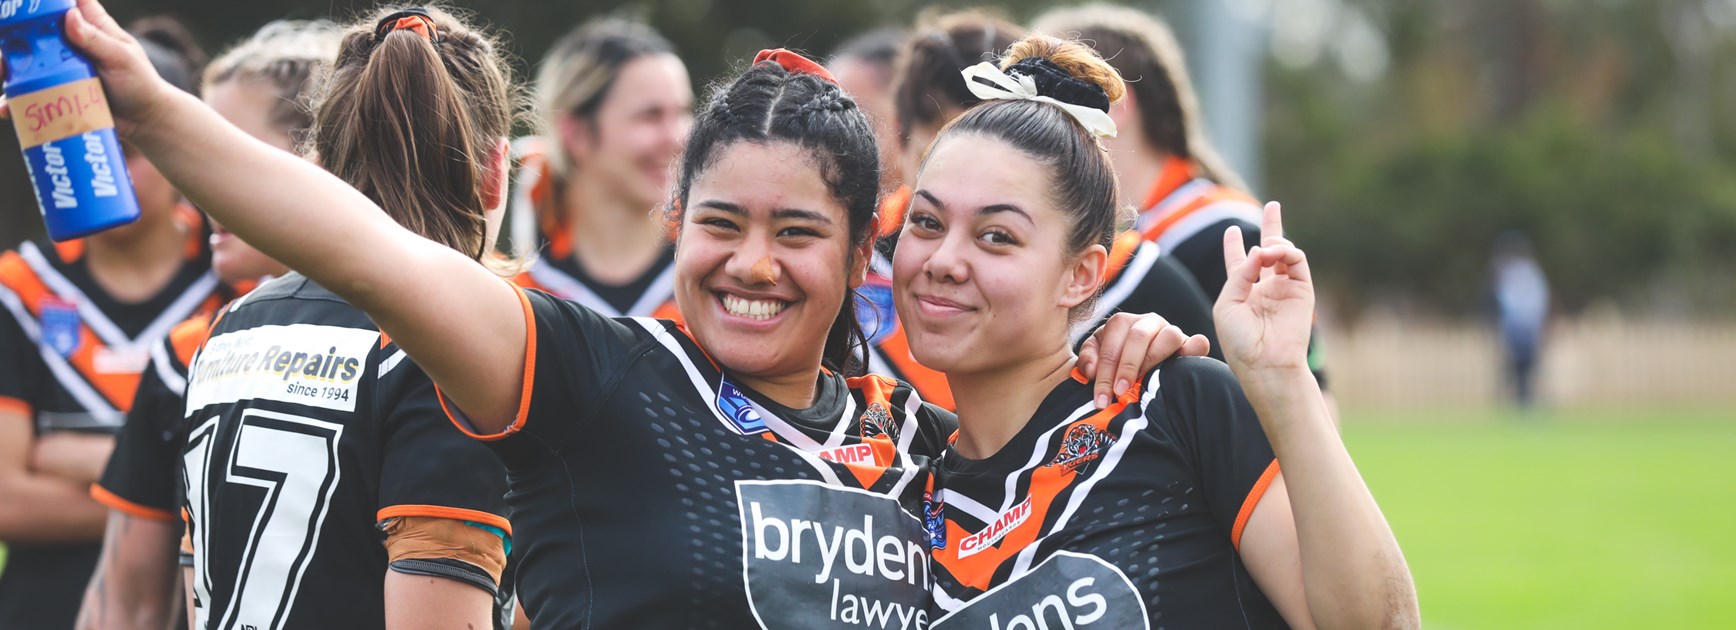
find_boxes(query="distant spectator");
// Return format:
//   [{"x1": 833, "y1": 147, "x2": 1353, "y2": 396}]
[{"x1": 1491, "y1": 231, "x2": 1551, "y2": 408}]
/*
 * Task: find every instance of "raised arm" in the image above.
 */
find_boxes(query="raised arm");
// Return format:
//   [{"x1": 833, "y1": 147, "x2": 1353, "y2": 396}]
[
  {"x1": 1215, "y1": 203, "x2": 1418, "y2": 629},
  {"x1": 36, "y1": 0, "x2": 526, "y2": 427}
]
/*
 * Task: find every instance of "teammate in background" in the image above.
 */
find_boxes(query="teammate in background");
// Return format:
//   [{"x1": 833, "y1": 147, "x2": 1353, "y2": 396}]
[
  {"x1": 0, "y1": 18, "x2": 223, "y2": 630},
  {"x1": 884, "y1": 10, "x2": 1218, "y2": 410},
  {"x1": 827, "y1": 28, "x2": 905, "y2": 194},
  {"x1": 40, "y1": 2, "x2": 1197, "y2": 622},
  {"x1": 76, "y1": 21, "x2": 336, "y2": 630},
  {"x1": 508, "y1": 18, "x2": 691, "y2": 319},
  {"x1": 897, "y1": 35, "x2": 1417, "y2": 627},
  {"x1": 1032, "y1": 5, "x2": 1334, "y2": 393}
]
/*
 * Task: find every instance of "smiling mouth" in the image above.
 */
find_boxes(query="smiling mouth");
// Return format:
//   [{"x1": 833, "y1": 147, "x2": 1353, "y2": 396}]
[{"x1": 720, "y1": 293, "x2": 789, "y2": 321}]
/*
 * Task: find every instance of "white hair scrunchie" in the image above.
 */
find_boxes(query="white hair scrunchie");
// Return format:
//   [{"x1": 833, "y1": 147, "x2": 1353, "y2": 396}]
[{"x1": 959, "y1": 61, "x2": 1118, "y2": 139}]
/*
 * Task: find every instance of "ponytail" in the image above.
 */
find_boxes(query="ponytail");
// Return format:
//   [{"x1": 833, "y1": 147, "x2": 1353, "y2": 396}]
[{"x1": 310, "y1": 6, "x2": 519, "y2": 261}]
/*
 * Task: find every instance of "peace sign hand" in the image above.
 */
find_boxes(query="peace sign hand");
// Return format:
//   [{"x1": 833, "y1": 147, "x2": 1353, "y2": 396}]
[{"x1": 1214, "y1": 202, "x2": 1315, "y2": 379}]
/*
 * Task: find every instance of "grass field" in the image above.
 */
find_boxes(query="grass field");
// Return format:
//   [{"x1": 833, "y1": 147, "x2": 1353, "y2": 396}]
[{"x1": 1342, "y1": 407, "x2": 1736, "y2": 628}]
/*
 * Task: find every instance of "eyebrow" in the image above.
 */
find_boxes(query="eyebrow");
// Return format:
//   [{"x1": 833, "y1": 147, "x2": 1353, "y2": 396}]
[
  {"x1": 693, "y1": 200, "x2": 834, "y2": 224},
  {"x1": 913, "y1": 189, "x2": 1033, "y2": 223}
]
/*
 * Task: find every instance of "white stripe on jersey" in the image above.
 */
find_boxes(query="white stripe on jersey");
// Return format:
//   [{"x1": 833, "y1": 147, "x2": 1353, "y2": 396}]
[
  {"x1": 1151, "y1": 200, "x2": 1263, "y2": 258},
  {"x1": 0, "y1": 283, "x2": 121, "y2": 425},
  {"x1": 1010, "y1": 385, "x2": 1159, "y2": 580},
  {"x1": 150, "y1": 336, "x2": 188, "y2": 394},
  {"x1": 1135, "y1": 178, "x2": 1216, "y2": 234},
  {"x1": 525, "y1": 256, "x2": 677, "y2": 318},
  {"x1": 377, "y1": 349, "x2": 407, "y2": 379},
  {"x1": 20, "y1": 241, "x2": 218, "y2": 348},
  {"x1": 630, "y1": 317, "x2": 844, "y2": 486}
]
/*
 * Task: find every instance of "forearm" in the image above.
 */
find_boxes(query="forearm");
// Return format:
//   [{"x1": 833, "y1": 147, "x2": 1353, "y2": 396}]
[
  {"x1": 30, "y1": 433, "x2": 114, "y2": 485},
  {"x1": 0, "y1": 475, "x2": 108, "y2": 542},
  {"x1": 1240, "y1": 368, "x2": 1418, "y2": 629},
  {"x1": 383, "y1": 571, "x2": 493, "y2": 630},
  {"x1": 76, "y1": 513, "x2": 180, "y2": 630}
]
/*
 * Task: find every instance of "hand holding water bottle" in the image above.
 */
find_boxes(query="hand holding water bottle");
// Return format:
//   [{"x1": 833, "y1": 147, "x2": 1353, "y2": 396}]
[{"x1": 1, "y1": 0, "x2": 179, "y2": 240}]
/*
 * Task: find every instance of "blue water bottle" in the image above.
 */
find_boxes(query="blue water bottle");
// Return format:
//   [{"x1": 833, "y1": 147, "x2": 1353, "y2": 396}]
[{"x1": 3, "y1": 0, "x2": 139, "y2": 241}]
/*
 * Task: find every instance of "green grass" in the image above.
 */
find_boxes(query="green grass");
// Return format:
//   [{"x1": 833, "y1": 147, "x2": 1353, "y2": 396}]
[{"x1": 1341, "y1": 407, "x2": 1736, "y2": 629}]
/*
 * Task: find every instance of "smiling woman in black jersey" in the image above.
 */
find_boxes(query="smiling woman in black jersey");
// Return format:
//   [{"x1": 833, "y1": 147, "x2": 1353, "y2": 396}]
[
  {"x1": 30, "y1": 1, "x2": 1198, "y2": 626},
  {"x1": 892, "y1": 35, "x2": 1419, "y2": 628}
]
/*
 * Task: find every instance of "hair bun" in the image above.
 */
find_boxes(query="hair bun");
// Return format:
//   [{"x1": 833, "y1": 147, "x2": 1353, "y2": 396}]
[{"x1": 1000, "y1": 35, "x2": 1126, "y2": 109}]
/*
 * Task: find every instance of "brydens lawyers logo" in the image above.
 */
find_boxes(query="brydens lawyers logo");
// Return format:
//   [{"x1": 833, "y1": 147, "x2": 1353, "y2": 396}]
[
  {"x1": 40, "y1": 297, "x2": 81, "y2": 358},
  {"x1": 1047, "y1": 423, "x2": 1114, "y2": 474},
  {"x1": 716, "y1": 379, "x2": 769, "y2": 435}
]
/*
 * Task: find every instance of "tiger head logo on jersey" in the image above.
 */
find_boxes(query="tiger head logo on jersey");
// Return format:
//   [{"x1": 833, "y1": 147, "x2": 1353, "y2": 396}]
[
  {"x1": 858, "y1": 402, "x2": 898, "y2": 443},
  {"x1": 1047, "y1": 423, "x2": 1115, "y2": 475}
]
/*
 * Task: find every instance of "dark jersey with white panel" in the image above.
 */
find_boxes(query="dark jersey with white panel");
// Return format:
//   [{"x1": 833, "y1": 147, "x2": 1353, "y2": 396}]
[
  {"x1": 0, "y1": 233, "x2": 221, "y2": 630},
  {"x1": 445, "y1": 288, "x2": 954, "y2": 628},
  {"x1": 93, "y1": 310, "x2": 219, "y2": 523},
  {"x1": 928, "y1": 358, "x2": 1288, "y2": 629},
  {"x1": 181, "y1": 274, "x2": 509, "y2": 630}
]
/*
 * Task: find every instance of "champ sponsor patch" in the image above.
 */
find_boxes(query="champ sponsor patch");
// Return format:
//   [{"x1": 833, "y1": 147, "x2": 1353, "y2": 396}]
[
  {"x1": 185, "y1": 324, "x2": 378, "y2": 412},
  {"x1": 738, "y1": 480, "x2": 932, "y2": 630},
  {"x1": 932, "y1": 552, "x2": 1148, "y2": 630}
]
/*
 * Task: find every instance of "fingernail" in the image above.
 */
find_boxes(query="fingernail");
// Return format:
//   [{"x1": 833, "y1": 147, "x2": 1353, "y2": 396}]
[
  {"x1": 1095, "y1": 394, "x2": 1109, "y2": 409},
  {"x1": 1115, "y1": 380, "x2": 1129, "y2": 395}
]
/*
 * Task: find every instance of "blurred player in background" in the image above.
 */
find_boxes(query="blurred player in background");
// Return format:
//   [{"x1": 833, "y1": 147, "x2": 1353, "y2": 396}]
[
  {"x1": 76, "y1": 20, "x2": 336, "y2": 630},
  {"x1": 0, "y1": 18, "x2": 223, "y2": 630},
  {"x1": 1033, "y1": 4, "x2": 1333, "y2": 392},
  {"x1": 508, "y1": 18, "x2": 691, "y2": 320}
]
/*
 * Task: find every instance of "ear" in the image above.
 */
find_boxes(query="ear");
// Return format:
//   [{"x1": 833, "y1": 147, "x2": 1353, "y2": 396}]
[
  {"x1": 847, "y1": 222, "x2": 877, "y2": 289},
  {"x1": 1109, "y1": 88, "x2": 1139, "y2": 131},
  {"x1": 1060, "y1": 243, "x2": 1110, "y2": 310},
  {"x1": 481, "y1": 137, "x2": 510, "y2": 212},
  {"x1": 558, "y1": 114, "x2": 595, "y2": 163}
]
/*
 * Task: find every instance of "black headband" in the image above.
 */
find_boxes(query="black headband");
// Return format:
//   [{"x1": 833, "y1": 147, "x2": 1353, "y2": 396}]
[
  {"x1": 1001, "y1": 57, "x2": 1111, "y2": 113},
  {"x1": 374, "y1": 7, "x2": 439, "y2": 44}
]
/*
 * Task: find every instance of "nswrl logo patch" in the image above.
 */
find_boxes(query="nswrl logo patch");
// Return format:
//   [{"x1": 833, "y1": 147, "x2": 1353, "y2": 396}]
[
  {"x1": 40, "y1": 298, "x2": 81, "y2": 358},
  {"x1": 716, "y1": 379, "x2": 769, "y2": 435}
]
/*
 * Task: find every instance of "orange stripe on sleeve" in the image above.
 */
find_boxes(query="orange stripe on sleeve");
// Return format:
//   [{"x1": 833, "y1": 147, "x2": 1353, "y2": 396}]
[
  {"x1": 440, "y1": 284, "x2": 536, "y2": 442},
  {"x1": 377, "y1": 505, "x2": 512, "y2": 537},
  {"x1": 90, "y1": 484, "x2": 177, "y2": 522},
  {"x1": 1231, "y1": 459, "x2": 1282, "y2": 552},
  {"x1": 0, "y1": 396, "x2": 31, "y2": 418}
]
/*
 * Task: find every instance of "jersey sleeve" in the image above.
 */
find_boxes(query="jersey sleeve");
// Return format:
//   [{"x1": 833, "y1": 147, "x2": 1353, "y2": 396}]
[
  {"x1": 92, "y1": 337, "x2": 186, "y2": 522},
  {"x1": 378, "y1": 358, "x2": 510, "y2": 530},
  {"x1": 441, "y1": 286, "x2": 646, "y2": 464},
  {"x1": 1153, "y1": 357, "x2": 1280, "y2": 550}
]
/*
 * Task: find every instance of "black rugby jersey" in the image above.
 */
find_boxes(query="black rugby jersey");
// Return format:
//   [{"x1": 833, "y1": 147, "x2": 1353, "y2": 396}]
[
  {"x1": 929, "y1": 358, "x2": 1287, "y2": 629},
  {"x1": 446, "y1": 288, "x2": 954, "y2": 629},
  {"x1": 94, "y1": 310, "x2": 217, "y2": 523},
  {"x1": 0, "y1": 234, "x2": 220, "y2": 630},
  {"x1": 181, "y1": 274, "x2": 509, "y2": 630}
]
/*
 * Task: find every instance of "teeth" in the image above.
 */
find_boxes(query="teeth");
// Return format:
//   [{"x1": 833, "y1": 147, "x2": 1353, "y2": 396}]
[{"x1": 723, "y1": 295, "x2": 787, "y2": 321}]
